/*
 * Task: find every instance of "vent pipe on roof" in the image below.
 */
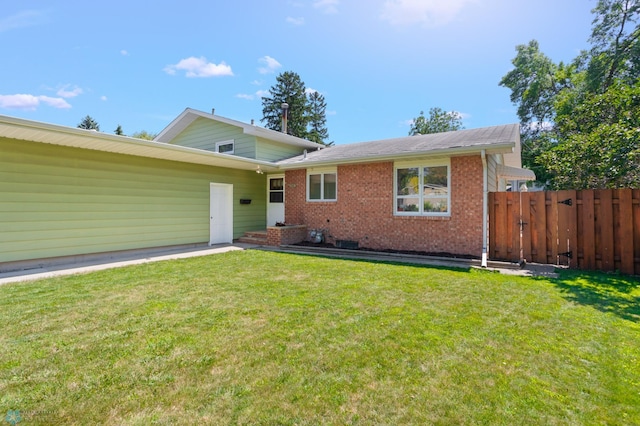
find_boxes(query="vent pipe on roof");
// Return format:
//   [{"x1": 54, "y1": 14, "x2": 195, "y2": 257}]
[
  {"x1": 251, "y1": 119, "x2": 255, "y2": 125},
  {"x1": 211, "y1": 108, "x2": 215, "y2": 115},
  {"x1": 281, "y1": 102, "x2": 289, "y2": 134}
]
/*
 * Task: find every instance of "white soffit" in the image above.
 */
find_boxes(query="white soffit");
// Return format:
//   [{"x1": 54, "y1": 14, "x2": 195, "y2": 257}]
[
  {"x1": 497, "y1": 164, "x2": 536, "y2": 181},
  {"x1": 0, "y1": 115, "x2": 278, "y2": 172}
]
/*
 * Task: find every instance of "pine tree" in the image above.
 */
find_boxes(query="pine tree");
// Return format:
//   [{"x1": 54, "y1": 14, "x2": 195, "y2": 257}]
[
  {"x1": 261, "y1": 71, "x2": 309, "y2": 138},
  {"x1": 77, "y1": 115, "x2": 100, "y2": 131},
  {"x1": 307, "y1": 91, "x2": 330, "y2": 145}
]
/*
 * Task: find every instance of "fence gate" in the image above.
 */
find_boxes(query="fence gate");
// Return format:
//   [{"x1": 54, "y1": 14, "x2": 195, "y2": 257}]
[{"x1": 488, "y1": 189, "x2": 639, "y2": 275}]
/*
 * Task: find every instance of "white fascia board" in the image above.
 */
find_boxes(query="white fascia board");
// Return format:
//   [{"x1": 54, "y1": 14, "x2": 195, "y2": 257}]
[
  {"x1": 0, "y1": 114, "x2": 279, "y2": 172},
  {"x1": 243, "y1": 125, "x2": 324, "y2": 149},
  {"x1": 277, "y1": 143, "x2": 516, "y2": 170},
  {"x1": 155, "y1": 107, "x2": 324, "y2": 150}
]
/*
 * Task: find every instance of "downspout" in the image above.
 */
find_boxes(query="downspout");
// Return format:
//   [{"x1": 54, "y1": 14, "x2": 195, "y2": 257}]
[{"x1": 481, "y1": 149, "x2": 488, "y2": 268}]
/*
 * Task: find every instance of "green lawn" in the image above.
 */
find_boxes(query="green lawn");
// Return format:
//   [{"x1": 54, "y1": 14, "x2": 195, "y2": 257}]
[{"x1": 1, "y1": 250, "x2": 639, "y2": 425}]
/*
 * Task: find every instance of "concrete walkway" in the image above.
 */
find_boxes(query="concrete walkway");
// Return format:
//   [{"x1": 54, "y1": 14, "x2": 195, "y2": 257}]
[
  {"x1": 0, "y1": 243, "x2": 254, "y2": 285},
  {"x1": 0, "y1": 243, "x2": 559, "y2": 286},
  {"x1": 261, "y1": 245, "x2": 560, "y2": 278}
]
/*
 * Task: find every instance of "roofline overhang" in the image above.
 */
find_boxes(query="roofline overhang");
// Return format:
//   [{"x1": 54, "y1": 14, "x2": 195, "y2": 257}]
[
  {"x1": 155, "y1": 108, "x2": 324, "y2": 150},
  {"x1": 276, "y1": 143, "x2": 516, "y2": 170},
  {"x1": 0, "y1": 114, "x2": 280, "y2": 172},
  {"x1": 497, "y1": 164, "x2": 536, "y2": 181}
]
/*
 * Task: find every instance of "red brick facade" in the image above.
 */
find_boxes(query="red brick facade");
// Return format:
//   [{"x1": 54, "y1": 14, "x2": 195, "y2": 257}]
[
  {"x1": 266, "y1": 225, "x2": 307, "y2": 246},
  {"x1": 284, "y1": 156, "x2": 484, "y2": 257}
]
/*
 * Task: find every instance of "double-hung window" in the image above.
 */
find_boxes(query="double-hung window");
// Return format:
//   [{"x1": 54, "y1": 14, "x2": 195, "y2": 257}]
[
  {"x1": 395, "y1": 160, "x2": 450, "y2": 216},
  {"x1": 307, "y1": 168, "x2": 337, "y2": 201}
]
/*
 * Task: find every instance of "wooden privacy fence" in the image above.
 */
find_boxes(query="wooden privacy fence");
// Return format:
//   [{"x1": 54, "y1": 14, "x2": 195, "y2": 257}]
[{"x1": 489, "y1": 189, "x2": 640, "y2": 275}]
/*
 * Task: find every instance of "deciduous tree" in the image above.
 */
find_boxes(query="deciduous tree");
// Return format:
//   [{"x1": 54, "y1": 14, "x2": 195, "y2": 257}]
[
  {"x1": 408, "y1": 107, "x2": 464, "y2": 135},
  {"x1": 499, "y1": 0, "x2": 640, "y2": 189},
  {"x1": 131, "y1": 130, "x2": 157, "y2": 140}
]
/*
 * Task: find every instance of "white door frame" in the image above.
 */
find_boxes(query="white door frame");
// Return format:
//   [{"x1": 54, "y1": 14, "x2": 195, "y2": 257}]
[
  {"x1": 266, "y1": 174, "x2": 285, "y2": 227},
  {"x1": 209, "y1": 183, "x2": 233, "y2": 245}
]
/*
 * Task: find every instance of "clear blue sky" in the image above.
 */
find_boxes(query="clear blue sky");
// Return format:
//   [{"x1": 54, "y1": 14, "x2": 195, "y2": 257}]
[{"x1": 1, "y1": 0, "x2": 594, "y2": 145}]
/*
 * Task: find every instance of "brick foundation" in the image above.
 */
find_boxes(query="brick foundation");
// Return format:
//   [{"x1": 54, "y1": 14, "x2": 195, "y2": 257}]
[
  {"x1": 284, "y1": 157, "x2": 484, "y2": 257},
  {"x1": 266, "y1": 225, "x2": 307, "y2": 246}
]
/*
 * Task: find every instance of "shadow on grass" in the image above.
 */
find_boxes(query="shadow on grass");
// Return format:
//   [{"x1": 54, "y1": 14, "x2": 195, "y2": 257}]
[
  {"x1": 269, "y1": 248, "x2": 475, "y2": 270},
  {"x1": 551, "y1": 270, "x2": 640, "y2": 323},
  {"x1": 276, "y1": 249, "x2": 640, "y2": 323}
]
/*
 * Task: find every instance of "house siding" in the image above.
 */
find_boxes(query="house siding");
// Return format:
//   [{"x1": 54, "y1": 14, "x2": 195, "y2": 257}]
[
  {"x1": 487, "y1": 154, "x2": 499, "y2": 192},
  {"x1": 169, "y1": 117, "x2": 257, "y2": 158},
  {"x1": 0, "y1": 137, "x2": 266, "y2": 263},
  {"x1": 285, "y1": 156, "x2": 484, "y2": 256},
  {"x1": 255, "y1": 137, "x2": 311, "y2": 162}
]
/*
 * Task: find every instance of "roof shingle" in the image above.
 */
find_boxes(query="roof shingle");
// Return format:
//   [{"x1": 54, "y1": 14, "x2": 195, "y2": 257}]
[{"x1": 277, "y1": 123, "x2": 520, "y2": 167}]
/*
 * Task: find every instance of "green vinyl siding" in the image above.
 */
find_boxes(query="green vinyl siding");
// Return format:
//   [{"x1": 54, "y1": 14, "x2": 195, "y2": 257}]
[
  {"x1": 255, "y1": 137, "x2": 308, "y2": 161},
  {"x1": 0, "y1": 137, "x2": 266, "y2": 263},
  {"x1": 169, "y1": 117, "x2": 257, "y2": 158}
]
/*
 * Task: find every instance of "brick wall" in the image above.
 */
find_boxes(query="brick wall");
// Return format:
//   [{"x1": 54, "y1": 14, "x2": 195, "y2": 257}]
[
  {"x1": 266, "y1": 225, "x2": 307, "y2": 246},
  {"x1": 284, "y1": 156, "x2": 484, "y2": 257}
]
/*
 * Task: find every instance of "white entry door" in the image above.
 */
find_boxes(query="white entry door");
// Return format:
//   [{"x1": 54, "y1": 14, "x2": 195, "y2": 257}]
[
  {"x1": 209, "y1": 183, "x2": 233, "y2": 245},
  {"x1": 266, "y1": 175, "x2": 285, "y2": 226}
]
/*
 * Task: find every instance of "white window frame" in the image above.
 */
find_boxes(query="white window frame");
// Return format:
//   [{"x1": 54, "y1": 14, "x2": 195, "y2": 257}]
[
  {"x1": 306, "y1": 168, "x2": 337, "y2": 202},
  {"x1": 215, "y1": 140, "x2": 235, "y2": 154},
  {"x1": 394, "y1": 159, "x2": 451, "y2": 217}
]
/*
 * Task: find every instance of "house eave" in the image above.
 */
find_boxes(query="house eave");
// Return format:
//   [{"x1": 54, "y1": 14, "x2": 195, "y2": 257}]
[
  {"x1": 277, "y1": 143, "x2": 516, "y2": 170},
  {"x1": 155, "y1": 107, "x2": 324, "y2": 150},
  {"x1": 496, "y1": 164, "x2": 536, "y2": 181},
  {"x1": 0, "y1": 114, "x2": 279, "y2": 172}
]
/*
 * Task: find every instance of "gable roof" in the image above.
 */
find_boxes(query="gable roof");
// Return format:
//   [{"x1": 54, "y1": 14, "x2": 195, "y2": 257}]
[
  {"x1": 155, "y1": 107, "x2": 325, "y2": 150},
  {"x1": 277, "y1": 123, "x2": 520, "y2": 168},
  {"x1": 0, "y1": 114, "x2": 279, "y2": 172}
]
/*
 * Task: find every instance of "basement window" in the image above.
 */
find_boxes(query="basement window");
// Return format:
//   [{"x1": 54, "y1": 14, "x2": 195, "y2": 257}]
[{"x1": 215, "y1": 140, "x2": 234, "y2": 154}]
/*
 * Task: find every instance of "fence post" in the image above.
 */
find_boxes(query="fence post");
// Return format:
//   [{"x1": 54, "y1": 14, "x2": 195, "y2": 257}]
[{"x1": 617, "y1": 189, "x2": 634, "y2": 275}]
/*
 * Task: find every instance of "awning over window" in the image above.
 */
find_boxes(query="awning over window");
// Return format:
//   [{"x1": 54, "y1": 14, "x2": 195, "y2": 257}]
[{"x1": 497, "y1": 164, "x2": 536, "y2": 181}]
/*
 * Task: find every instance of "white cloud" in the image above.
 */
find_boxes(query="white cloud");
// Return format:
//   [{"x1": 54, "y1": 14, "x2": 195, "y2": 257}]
[
  {"x1": 380, "y1": 0, "x2": 474, "y2": 27},
  {"x1": 100, "y1": 95, "x2": 108, "y2": 101},
  {"x1": 313, "y1": 0, "x2": 339, "y2": 14},
  {"x1": 120, "y1": 49, "x2": 129, "y2": 56},
  {"x1": 56, "y1": 85, "x2": 83, "y2": 98},
  {"x1": 258, "y1": 56, "x2": 282, "y2": 74},
  {"x1": 0, "y1": 94, "x2": 71, "y2": 110},
  {"x1": 236, "y1": 90, "x2": 271, "y2": 101},
  {"x1": 286, "y1": 16, "x2": 305, "y2": 25},
  {"x1": 39, "y1": 96, "x2": 71, "y2": 109},
  {"x1": 164, "y1": 56, "x2": 233, "y2": 77},
  {"x1": 0, "y1": 10, "x2": 47, "y2": 32},
  {"x1": 251, "y1": 79, "x2": 263, "y2": 86},
  {"x1": 305, "y1": 87, "x2": 320, "y2": 95}
]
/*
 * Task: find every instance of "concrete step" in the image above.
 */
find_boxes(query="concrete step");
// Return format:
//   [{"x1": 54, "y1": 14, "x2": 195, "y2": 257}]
[
  {"x1": 237, "y1": 236, "x2": 267, "y2": 245},
  {"x1": 244, "y1": 230, "x2": 267, "y2": 239},
  {"x1": 237, "y1": 230, "x2": 268, "y2": 245}
]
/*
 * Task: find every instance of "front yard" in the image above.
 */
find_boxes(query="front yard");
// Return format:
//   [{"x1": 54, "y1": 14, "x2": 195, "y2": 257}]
[{"x1": 1, "y1": 250, "x2": 638, "y2": 424}]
